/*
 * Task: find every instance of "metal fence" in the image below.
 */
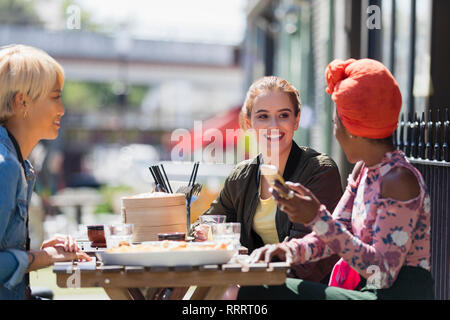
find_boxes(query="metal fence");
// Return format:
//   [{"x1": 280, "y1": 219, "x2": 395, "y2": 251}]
[{"x1": 394, "y1": 108, "x2": 449, "y2": 300}]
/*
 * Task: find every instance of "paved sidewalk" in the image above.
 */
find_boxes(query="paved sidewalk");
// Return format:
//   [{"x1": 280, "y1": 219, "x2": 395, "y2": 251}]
[{"x1": 30, "y1": 267, "x2": 109, "y2": 300}]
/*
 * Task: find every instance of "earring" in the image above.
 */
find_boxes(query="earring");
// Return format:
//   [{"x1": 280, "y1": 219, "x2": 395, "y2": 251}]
[{"x1": 23, "y1": 110, "x2": 28, "y2": 120}]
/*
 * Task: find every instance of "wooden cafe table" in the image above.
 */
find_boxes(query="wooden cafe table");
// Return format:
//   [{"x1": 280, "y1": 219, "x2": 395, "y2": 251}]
[{"x1": 53, "y1": 257, "x2": 290, "y2": 300}]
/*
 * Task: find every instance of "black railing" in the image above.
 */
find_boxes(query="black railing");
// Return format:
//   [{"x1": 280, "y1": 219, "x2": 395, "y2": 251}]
[
  {"x1": 395, "y1": 108, "x2": 449, "y2": 161},
  {"x1": 394, "y1": 108, "x2": 450, "y2": 300}
]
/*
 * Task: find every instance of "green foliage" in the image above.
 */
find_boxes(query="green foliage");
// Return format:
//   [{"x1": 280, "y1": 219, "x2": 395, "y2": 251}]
[
  {"x1": 127, "y1": 85, "x2": 150, "y2": 108},
  {"x1": 93, "y1": 202, "x2": 113, "y2": 215},
  {"x1": 94, "y1": 185, "x2": 134, "y2": 215},
  {"x1": 0, "y1": 0, "x2": 43, "y2": 26},
  {"x1": 61, "y1": 80, "x2": 149, "y2": 111}
]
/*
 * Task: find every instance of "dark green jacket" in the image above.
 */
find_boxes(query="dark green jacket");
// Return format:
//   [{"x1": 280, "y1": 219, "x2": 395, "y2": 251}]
[{"x1": 198, "y1": 141, "x2": 343, "y2": 283}]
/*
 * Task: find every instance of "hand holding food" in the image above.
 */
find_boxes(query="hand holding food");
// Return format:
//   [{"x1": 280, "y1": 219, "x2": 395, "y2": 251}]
[
  {"x1": 260, "y1": 164, "x2": 294, "y2": 199},
  {"x1": 271, "y1": 180, "x2": 321, "y2": 224}
]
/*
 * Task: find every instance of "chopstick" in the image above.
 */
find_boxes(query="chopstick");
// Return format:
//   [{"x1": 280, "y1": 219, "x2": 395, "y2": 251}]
[
  {"x1": 150, "y1": 165, "x2": 168, "y2": 193},
  {"x1": 149, "y1": 163, "x2": 175, "y2": 194},
  {"x1": 192, "y1": 162, "x2": 199, "y2": 186},
  {"x1": 149, "y1": 166, "x2": 162, "y2": 191},
  {"x1": 160, "y1": 164, "x2": 173, "y2": 194},
  {"x1": 188, "y1": 162, "x2": 197, "y2": 187},
  {"x1": 149, "y1": 166, "x2": 158, "y2": 185},
  {"x1": 156, "y1": 166, "x2": 169, "y2": 193}
]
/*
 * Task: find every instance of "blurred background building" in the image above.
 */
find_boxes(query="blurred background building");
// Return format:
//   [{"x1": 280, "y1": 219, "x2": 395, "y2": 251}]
[
  {"x1": 244, "y1": 0, "x2": 449, "y2": 183},
  {"x1": 1, "y1": 0, "x2": 247, "y2": 237}
]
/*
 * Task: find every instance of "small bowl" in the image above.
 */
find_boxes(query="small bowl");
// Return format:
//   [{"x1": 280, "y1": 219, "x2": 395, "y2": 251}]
[{"x1": 157, "y1": 232, "x2": 186, "y2": 241}]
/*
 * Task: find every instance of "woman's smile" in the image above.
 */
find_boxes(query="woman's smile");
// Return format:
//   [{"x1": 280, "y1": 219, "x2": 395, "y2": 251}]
[
  {"x1": 53, "y1": 118, "x2": 61, "y2": 128},
  {"x1": 264, "y1": 131, "x2": 285, "y2": 142}
]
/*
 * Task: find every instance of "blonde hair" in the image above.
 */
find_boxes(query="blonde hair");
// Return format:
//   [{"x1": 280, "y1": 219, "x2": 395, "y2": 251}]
[
  {"x1": 0, "y1": 44, "x2": 65, "y2": 124},
  {"x1": 239, "y1": 76, "x2": 301, "y2": 130}
]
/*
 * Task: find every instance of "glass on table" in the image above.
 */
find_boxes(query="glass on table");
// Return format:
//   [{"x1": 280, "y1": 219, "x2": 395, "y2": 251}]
[
  {"x1": 105, "y1": 223, "x2": 134, "y2": 248},
  {"x1": 199, "y1": 215, "x2": 227, "y2": 224},
  {"x1": 211, "y1": 222, "x2": 241, "y2": 250},
  {"x1": 198, "y1": 215, "x2": 227, "y2": 240},
  {"x1": 76, "y1": 224, "x2": 89, "y2": 241}
]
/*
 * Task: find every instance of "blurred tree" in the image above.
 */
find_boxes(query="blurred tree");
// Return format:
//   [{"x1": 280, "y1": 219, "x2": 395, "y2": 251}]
[
  {"x1": 127, "y1": 85, "x2": 149, "y2": 108},
  {"x1": 0, "y1": 0, "x2": 43, "y2": 26},
  {"x1": 62, "y1": 80, "x2": 149, "y2": 111}
]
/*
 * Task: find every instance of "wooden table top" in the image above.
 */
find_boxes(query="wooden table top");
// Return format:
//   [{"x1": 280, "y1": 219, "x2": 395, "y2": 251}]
[{"x1": 53, "y1": 259, "x2": 290, "y2": 289}]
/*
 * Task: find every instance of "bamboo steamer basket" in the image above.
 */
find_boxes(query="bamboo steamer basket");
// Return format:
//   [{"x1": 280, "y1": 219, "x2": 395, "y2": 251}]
[{"x1": 121, "y1": 192, "x2": 187, "y2": 242}]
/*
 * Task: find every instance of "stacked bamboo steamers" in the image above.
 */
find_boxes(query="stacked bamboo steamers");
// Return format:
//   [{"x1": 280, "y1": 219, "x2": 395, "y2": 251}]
[{"x1": 121, "y1": 192, "x2": 187, "y2": 242}]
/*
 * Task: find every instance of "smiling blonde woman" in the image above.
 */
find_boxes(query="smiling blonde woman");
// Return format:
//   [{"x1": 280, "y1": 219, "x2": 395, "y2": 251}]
[{"x1": 0, "y1": 44, "x2": 90, "y2": 300}]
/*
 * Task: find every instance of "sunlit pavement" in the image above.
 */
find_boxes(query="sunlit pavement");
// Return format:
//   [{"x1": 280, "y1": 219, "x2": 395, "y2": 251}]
[{"x1": 30, "y1": 267, "x2": 109, "y2": 300}]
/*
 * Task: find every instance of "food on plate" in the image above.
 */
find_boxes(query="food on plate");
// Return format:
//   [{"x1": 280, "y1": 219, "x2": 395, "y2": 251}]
[
  {"x1": 105, "y1": 240, "x2": 230, "y2": 253},
  {"x1": 118, "y1": 240, "x2": 131, "y2": 247}
]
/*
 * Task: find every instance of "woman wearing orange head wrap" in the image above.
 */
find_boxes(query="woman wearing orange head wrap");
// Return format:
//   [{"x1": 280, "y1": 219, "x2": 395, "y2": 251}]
[
  {"x1": 238, "y1": 59, "x2": 434, "y2": 300},
  {"x1": 326, "y1": 58, "x2": 402, "y2": 139}
]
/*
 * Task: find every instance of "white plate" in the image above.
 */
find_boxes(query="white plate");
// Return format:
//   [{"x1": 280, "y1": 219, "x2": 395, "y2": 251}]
[{"x1": 97, "y1": 241, "x2": 236, "y2": 267}]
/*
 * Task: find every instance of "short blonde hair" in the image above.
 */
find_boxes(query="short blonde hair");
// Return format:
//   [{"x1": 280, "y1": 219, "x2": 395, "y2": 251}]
[
  {"x1": 240, "y1": 76, "x2": 301, "y2": 129},
  {"x1": 0, "y1": 44, "x2": 65, "y2": 124}
]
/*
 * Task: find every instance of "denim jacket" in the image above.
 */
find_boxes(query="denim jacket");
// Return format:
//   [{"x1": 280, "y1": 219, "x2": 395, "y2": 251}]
[{"x1": 0, "y1": 126, "x2": 36, "y2": 300}]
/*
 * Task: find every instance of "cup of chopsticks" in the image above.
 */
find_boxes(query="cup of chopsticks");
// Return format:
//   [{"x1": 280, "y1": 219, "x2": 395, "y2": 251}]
[{"x1": 148, "y1": 162, "x2": 202, "y2": 233}]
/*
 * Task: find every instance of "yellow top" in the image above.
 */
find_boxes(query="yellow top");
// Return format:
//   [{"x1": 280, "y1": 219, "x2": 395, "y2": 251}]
[{"x1": 252, "y1": 180, "x2": 279, "y2": 245}]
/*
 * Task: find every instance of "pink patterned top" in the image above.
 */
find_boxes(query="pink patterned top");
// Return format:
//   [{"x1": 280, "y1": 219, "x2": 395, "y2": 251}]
[{"x1": 287, "y1": 149, "x2": 431, "y2": 289}]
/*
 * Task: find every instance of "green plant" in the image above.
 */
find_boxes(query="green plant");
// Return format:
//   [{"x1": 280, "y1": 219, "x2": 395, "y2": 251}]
[{"x1": 94, "y1": 185, "x2": 134, "y2": 215}]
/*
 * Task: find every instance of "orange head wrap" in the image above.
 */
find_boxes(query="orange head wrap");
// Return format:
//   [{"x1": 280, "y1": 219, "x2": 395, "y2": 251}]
[{"x1": 325, "y1": 58, "x2": 402, "y2": 139}]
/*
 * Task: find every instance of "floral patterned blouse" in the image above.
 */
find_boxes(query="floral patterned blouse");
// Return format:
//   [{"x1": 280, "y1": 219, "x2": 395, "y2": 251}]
[{"x1": 287, "y1": 149, "x2": 431, "y2": 289}]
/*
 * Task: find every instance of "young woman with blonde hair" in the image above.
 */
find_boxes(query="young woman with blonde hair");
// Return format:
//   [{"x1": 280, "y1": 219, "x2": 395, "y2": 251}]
[{"x1": 0, "y1": 44, "x2": 90, "y2": 300}]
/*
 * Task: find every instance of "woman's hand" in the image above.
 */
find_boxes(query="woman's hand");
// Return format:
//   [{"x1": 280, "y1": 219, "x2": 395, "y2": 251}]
[
  {"x1": 40, "y1": 234, "x2": 80, "y2": 253},
  {"x1": 249, "y1": 242, "x2": 294, "y2": 264},
  {"x1": 193, "y1": 224, "x2": 210, "y2": 241},
  {"x1": 27, "y1": 244, "x2": 91, "y2": 273},
  {"x1": 43, "y1": 245, "x2": 91, "y2": 264},
  {"x1": 271, "y1": 180, "x2": 321, "y2": 224}
]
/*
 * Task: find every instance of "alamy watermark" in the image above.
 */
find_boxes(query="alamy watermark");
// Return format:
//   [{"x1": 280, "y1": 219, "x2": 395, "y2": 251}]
[
  {"x1": 366, "y1": 265, "x2": 384, "y2": 289},
  {"x1": 66, "y1": 5, "x2": 81, "y2": 30},
  {"x1": 66, "y1": 268, "x2": 81, "y2": 288},
  {"x1": 170, "y1": 121, "x2": 281, "y2": 168},
  {"x1": 366, "y1": 5, "x2": 381, "y2": 30}
]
